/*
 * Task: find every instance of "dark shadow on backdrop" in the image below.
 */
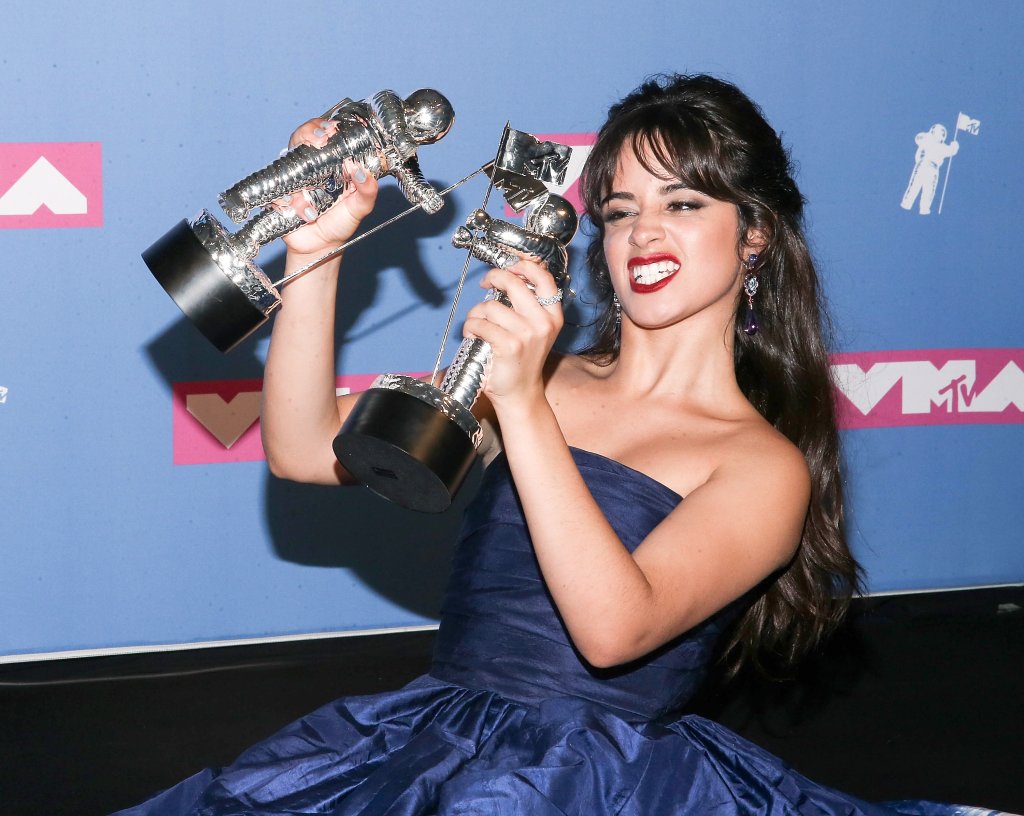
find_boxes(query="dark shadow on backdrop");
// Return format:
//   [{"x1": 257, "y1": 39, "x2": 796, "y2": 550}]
[
  {"x1": 264, "y1": 462, "x2": 482, "y2": 618},
  {"x1": 558, "y1": 216, "x2": 601, "y2": 353}
]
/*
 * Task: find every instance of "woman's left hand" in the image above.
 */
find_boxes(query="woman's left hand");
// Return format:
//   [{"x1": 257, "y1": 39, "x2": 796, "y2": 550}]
[{"x1": 462, "y1": 258, "x2": 564, "y2": 406}]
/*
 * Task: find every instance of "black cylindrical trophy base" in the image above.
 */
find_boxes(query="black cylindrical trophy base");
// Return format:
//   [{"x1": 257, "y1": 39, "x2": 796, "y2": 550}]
[
  {"x1": 142, "y1": 219, "x2": 270, "y2": 353},
  {"x1": 334, "y1": 387, "x2": 478, "y2": 513}
]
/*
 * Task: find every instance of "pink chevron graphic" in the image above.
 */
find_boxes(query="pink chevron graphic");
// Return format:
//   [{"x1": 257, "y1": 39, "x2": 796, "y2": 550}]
[
  {"x1": 0, "y1": 142, "x2": 103, "y2": 228},
  {"x1": 172, "y1": 373, "x2": 427, "y2": 465}
]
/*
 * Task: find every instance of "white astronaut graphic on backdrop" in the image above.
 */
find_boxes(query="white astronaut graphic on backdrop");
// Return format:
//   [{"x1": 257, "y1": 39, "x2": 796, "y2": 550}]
[
  {"x1": 900, "y1": 113, "x2": 980, "y2": 215},
  {"x1": 901, "y1": 124, "x2": 959, "y2": 215}
]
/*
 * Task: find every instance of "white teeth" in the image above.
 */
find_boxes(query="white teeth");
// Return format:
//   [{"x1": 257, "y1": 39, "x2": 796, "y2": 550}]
[{"x1": 631, "y1": 260, "x2": 680, "y2": 284}]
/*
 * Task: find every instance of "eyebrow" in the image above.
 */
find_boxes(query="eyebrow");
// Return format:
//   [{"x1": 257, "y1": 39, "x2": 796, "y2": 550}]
[{"x1": 600, "y1": 182, "x2": 693, "y2": 207}]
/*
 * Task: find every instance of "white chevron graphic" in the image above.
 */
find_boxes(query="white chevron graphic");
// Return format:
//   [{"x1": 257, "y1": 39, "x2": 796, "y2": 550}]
[{"x1": 0, "y1": 156, "x2": 88, "y2": 215}]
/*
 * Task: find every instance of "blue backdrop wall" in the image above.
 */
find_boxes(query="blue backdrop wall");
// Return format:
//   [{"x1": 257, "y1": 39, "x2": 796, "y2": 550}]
[{"x1": 1, "y1": 1, "x2": 1021, "y2": 659}]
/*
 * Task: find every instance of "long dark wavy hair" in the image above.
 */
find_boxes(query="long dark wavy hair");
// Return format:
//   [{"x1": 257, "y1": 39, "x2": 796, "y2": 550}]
[{"x1": 580, "y1": 74, "x2": 861, "y2": 674}]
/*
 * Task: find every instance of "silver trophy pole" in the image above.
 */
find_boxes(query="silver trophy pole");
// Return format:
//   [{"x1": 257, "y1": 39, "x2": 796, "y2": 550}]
[
  {"x1": 141, "y1": 89, "x2": 455, "y2": 352},
  {"x1": 333, "y1": 128, "x2": 577, "y2": 513}
]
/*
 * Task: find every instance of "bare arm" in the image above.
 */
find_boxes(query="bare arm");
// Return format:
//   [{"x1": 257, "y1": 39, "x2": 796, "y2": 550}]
[
  {"x1": 501, "y1": 406, "x2": 809, "y2": 667},
  {"x1": 260, "y1": 119, "x2": 379, "y2": 484},
  {"x1": 465, "y1": 263, "x2": 811, "y2": 668}
]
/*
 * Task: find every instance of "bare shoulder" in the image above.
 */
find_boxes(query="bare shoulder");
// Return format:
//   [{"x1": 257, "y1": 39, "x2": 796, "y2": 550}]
[
  {"x1": 712, "y1": 414, "x2": 812, "y2": 513},
  {"x1": 731, "y1": 418, "x2": 810, "y2": 486}
]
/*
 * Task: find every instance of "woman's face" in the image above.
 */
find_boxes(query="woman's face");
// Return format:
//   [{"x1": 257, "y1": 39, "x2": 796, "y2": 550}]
[{"x1": 600, "y1": 145, "x2": 749, "y2": 332}]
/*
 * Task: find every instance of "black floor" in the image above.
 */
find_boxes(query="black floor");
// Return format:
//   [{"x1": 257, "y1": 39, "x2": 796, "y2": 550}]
[{"x1": 2, "y1": 587, "x2": 1021, "y2": 816}]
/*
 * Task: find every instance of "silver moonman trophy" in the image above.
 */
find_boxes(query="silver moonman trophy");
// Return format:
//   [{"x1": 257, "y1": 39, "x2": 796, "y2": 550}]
[
  {"x1": 332, "y1": 127, "x2": 577, "y2": 513},
  {"x1": 142, "y1": 89, "x2": 455, "y2": 352}
]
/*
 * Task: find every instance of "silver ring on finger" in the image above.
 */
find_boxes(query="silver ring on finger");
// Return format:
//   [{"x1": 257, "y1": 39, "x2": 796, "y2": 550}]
[{"x1": 535, "y1": 289, "x2": 563, "y2": 307}]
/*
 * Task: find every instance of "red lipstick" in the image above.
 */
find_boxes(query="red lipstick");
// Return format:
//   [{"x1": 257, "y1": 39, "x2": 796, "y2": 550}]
[{"x1": 627, "y1": 253, "x2": 681, "y2": 294}]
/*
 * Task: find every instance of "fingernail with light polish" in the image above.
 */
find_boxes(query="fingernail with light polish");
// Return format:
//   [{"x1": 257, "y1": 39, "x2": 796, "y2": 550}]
[
  {"x1": 313, "y1": 127, "x2": 326, "y2": 137},
  {"x1": 304, "y1": 207, "x2": 317, "y2": 220},
  {"x1": 354, "y1": 166, "x2": 367, "y2": 183}
]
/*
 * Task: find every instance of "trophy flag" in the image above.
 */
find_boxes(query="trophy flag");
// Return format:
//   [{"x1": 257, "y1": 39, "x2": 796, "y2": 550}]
[{"x1": 486, "y1": 128, "x2": 572, "y2": 212}]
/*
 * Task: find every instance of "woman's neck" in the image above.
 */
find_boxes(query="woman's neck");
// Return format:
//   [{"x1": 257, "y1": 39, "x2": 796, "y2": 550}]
[{"x1": 606, "y1": 315, "x2": 745, "y2": 410}]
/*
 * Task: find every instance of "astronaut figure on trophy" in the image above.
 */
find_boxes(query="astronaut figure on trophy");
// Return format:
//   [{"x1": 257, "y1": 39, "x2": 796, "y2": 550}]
[{"x1": 142, "y1": 89, "x2": 456, "y2": 351}]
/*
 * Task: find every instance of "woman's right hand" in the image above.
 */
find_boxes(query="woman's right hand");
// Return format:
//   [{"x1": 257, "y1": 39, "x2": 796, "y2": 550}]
[{"x1": 277, "y1": 117, "x2": 379, "y2": 257}]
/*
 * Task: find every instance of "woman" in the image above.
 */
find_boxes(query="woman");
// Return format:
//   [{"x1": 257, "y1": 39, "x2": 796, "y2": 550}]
[{"x1": 118, "y1": 75, "x2": 993, "y2": 815}]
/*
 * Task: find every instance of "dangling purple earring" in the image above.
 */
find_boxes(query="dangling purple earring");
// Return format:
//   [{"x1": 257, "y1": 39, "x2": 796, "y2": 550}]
[{"x1": 742, "y1": 254, "x2": 760, "y2": 336}]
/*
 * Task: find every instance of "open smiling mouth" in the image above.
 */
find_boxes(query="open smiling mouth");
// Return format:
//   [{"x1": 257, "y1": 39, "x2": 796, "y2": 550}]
[{"x1": 628, "y1": 255, "x2": 681, "y2": 293}]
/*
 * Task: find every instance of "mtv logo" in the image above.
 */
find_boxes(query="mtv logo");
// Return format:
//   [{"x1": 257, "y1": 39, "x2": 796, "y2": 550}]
[
  {"x1": 830, "y1": 349, "x2": 1024, "y2": 429},
  {"x1": 503, "y1": 133, "x2": 596, "y2": 218},
  {"x1": 0, "y1": 143, "x2": 103, "y2": 229}
]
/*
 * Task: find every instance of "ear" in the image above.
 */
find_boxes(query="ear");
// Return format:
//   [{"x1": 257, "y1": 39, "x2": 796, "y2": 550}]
[{"x1": 742, "y1": 227, "x2": 768, "y2": 257}]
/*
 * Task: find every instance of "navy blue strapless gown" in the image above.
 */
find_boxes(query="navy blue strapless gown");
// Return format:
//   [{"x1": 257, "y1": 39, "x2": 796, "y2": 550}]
[{"x1": 116, "y1": 449, "x2": 1002, "y2": 815}]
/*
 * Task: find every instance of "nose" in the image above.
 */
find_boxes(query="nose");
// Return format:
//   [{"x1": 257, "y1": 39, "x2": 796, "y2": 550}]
[{"x1": 628, "y1": 210, "x2": 664, "y2": 247}]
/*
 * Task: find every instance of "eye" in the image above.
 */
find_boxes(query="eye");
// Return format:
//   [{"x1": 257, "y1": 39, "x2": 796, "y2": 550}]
[
  {"x1": 667, "y1": 199, "x2": 703, "y2": 213},
  {"x1": 602, "y1": 208, "x2": 635, "y2": 223}
]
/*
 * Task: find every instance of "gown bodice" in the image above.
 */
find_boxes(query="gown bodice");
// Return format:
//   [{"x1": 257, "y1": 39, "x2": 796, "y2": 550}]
[{"x1": 432, "y1": 447, "x2": 737, "y2": 720}]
